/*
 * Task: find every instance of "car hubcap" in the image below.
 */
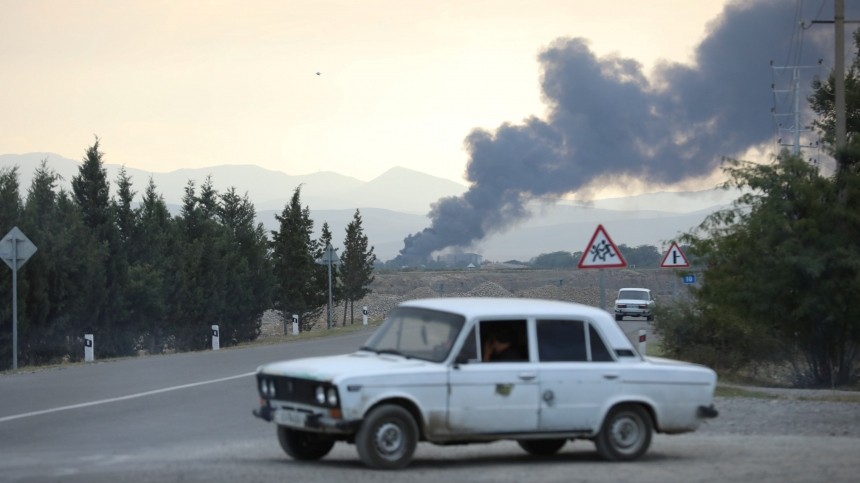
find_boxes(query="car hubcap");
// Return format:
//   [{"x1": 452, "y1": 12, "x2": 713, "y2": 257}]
[
  {"x1": 611, "y1": 415, "x2": 641, "y2": 452},
  {"x1": 374, "y1": 422, "x2": 404, "y2": 459}
]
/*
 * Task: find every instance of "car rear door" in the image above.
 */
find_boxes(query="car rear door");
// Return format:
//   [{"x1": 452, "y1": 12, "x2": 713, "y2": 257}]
[{"x1": 535, "y1": 319, "x2": 620, "y2": 432}]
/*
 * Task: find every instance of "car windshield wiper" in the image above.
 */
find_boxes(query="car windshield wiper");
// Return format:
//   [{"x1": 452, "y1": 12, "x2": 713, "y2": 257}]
[{"x1": 376, "y1": 348, "x2": 411, "y2": 359}]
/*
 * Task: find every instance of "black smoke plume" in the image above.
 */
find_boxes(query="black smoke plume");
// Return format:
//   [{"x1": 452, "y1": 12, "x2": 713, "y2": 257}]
[{"x1": 399, "y1": 0, "x2": 859, "y2": 262}]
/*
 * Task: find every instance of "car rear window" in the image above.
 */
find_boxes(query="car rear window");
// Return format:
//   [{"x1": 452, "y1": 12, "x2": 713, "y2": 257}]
[{"x1": 618, "y1": 290, "x2": 649, "y2": 301}]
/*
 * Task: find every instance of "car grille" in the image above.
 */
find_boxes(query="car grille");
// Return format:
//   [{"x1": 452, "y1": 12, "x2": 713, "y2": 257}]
[{"x1": 257, "y1": 374, "x2": 318, "y2": 405}]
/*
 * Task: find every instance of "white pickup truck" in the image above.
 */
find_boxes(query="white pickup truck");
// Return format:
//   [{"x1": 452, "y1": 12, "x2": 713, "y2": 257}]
[{"x1": 253, "y1": 297, "x2": 718, "y2": 469}]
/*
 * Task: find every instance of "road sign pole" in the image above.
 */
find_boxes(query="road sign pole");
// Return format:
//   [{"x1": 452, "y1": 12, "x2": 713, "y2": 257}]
[
  {"x1": 2, "y1": 227, "x2": 37, "y2": 371},
  {"x1": 12, "y1": 237, "x2": 17, "y2": 370},
  {"x1": 673, "y1": 270, "x2": 677, "y2": 300},
  {"x1": 599, "y1": 269, "x2": 606, "y2": 310}
]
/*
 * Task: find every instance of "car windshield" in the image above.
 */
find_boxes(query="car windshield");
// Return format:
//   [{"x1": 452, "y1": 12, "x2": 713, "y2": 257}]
[
  {"x1": 361, "y1": 307, "x2": 465, "y2": 363},
  {"x1": 619, "y1": 290, "x2": 649, "y2": 301}
]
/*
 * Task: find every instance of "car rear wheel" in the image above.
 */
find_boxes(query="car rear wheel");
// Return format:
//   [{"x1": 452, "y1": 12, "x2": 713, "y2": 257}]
[
  {"x1": 615, "y1": 314, "x2": 623, "y2": 321},
  {"x1": 518, "y1": 439, "x2": 567, "y2": 455},
  {"x1": 355, "y1": 404, "x2": 418, "y2": 469},
  {"x1": 595, "y1": 405, "x2": 652, "y2": 461},
  {"x1": 277, "y1": 426, "x2": 335, "y2": 461}
]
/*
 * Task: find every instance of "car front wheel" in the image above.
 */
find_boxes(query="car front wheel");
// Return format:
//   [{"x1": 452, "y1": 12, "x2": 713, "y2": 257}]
[
  {"x1": 277, "y1": 426, "x2": 335, "y2": 461},
  {"x1": 355, "y1": 404, "x2": 418, "y2": 469},
  {"x1": 595, "y1": 405, "x2": 652, "y2": 461}
]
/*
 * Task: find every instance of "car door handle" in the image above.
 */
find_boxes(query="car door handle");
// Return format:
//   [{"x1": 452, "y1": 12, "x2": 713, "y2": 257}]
[
  {"x1": 518, "y1": 372, "x2": 537, "y2": 381},
  {"x1": 603, "y1": 373, "x2": 619, "y2": 380}
]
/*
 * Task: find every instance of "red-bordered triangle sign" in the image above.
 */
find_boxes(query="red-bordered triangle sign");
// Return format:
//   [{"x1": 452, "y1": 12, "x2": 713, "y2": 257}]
[
  {"x1": 578, "y1": 224, "x2": 627, "y2": 269},
  {"x1": 660, "y1": 241, "x2": 690, "y2": 268}
]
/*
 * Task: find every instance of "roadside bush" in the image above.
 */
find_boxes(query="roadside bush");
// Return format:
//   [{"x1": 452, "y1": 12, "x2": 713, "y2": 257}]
[{"x1": 653, "y1": 300, "x2": 781, "y2": 374}]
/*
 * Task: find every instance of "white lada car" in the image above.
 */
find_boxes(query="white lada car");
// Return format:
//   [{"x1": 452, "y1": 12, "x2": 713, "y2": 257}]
[{"x1": 253, "y1": 297, "x2": 718, "y2": 469}]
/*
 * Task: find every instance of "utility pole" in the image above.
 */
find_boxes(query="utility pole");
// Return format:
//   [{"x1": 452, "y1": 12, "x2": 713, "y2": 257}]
[
  {"x1": 809, "y1": 0, "x2": 860, "y2": 152},
  {"x1": 835, "y1": 0, "x2": 846, "y2": 150}
]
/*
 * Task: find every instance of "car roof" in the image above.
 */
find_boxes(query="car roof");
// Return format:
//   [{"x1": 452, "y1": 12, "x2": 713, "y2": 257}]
[
  {"x1": 397, "y1": 297, "x2": 637, "y2": 354},
  {"x1": 399, "y1": 297, "x2": 609, "y2": 320},
  {"x1": 618, "y1": 288, "x2": 650, "y2": 292},
  {"x1": 399, "y1": 297, "x2": 636, "y2": 353}
]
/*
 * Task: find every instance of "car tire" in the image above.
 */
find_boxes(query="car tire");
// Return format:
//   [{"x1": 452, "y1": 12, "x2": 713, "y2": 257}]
[
  {"x1": 615, "y1": 314, "x2": 623, "y2": 321},
  {"x1": 355, "y1": 404, "x2": 418, "y2": 469},
  {"x1": 595, "y1": 405, "x2": 652, "y2": 461},
  {"x1": 646, "y1": 314, "x2": 654, "y2": 322},
  {"x1": 517, "y1": 439, "x2": 567, "y2": 456},
  {"x1": 277, "y1": 426, "x2": 335, "y2": 461}
]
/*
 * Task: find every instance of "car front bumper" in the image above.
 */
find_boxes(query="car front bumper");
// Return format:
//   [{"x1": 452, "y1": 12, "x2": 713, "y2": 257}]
[{"x1": 253, "y1": 401, "x2": 361, "y2": 434}]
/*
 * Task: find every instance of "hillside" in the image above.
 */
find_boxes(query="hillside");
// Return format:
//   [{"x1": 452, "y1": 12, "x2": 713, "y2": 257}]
[{"x1": 1, "y1": 152, "x2": 739, "y2": 261}]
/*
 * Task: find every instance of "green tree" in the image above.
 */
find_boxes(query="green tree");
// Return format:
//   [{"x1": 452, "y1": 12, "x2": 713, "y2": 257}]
[
  {"x1": 113, "y1": 167, "x2": 138, "y2": 250},
  {"x1": 809, "y1": 30, "x2": 860, "y2": 160},
  {"x1": 169, "y1": 180, "x2": 229, "y2": 351},
  {"x1": 0, "y1": 166, "x2": 22, "y2": 369},
  {"x1": 676, "y1": 154, "x2": 860, "y2": 386},
  {"x1": 217, "y1": 186, "x2": 273, "y2": 344},
  {"x1": 270, "y1": 187, "x2": 325, "y2": 332},
  {"x1": 19, "y1": 162, "x2": 101, "y2": 365},
  {"x1": 340, "y1": 209, "x2": 376, "y2": 325},
  {"x1": 617, "y1": 244, "x2": 661, "y2": 268},
  {"x1": 809, "y1": 28, "x2": 860, "y2": 180},
  {"x1": 531, "y1": 251, "x2": 577, "y2": 268},
  {"x1": 127, "y1": 177, "x2": 174, "y2": 354},
  {"x1": 71, "y1": 139, "x2": 133, "y2": 357}
]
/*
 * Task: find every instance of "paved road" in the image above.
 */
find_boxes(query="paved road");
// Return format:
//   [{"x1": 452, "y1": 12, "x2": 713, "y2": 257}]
[{"x1": 1, "y1": 326, "x2": 857, "y2": 483}]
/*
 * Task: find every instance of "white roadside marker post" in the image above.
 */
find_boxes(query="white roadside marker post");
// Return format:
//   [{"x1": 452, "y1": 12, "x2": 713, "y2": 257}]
[
  {"x1": 211, "y1": 325, "x2": 220, "y2": 351},
  {"x1": 638, "y1": 329, "x2": 647, "y2": 355},
  {"x1": 362, "y1": 306, "x2": 368, "y2": 326},
  {"x1": 84, "y1": 334, "x2": 94, "y2": 362},
  {"x1": 292, "y1": 314, "x2": 299, "y2": 335}
]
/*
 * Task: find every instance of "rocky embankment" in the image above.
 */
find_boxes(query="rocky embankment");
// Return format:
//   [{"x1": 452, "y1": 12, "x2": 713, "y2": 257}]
[{"x1": 261, "y1": 267, "x2": 682, "y2": 335}]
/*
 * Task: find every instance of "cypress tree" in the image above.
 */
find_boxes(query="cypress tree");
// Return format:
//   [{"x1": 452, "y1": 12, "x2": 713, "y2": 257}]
[
  {"x1": 340, "y1": 209, "x2": 376, "y2": 325},
  {"x1": 270, "y1": 187, "x2": 325, "y2": 332}
]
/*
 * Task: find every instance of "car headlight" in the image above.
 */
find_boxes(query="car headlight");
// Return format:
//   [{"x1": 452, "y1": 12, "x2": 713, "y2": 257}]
[
  {"x1": 259, "y1": 378, "x2": 275, "y2": 398},
  {"x1": 314, "y1": 385, "x2": 339, "y2": 406}
]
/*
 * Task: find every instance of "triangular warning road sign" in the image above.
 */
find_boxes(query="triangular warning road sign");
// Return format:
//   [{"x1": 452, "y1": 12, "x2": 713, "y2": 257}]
[
  {"x1": 660, "y1": 241, "x2": 690, "y2": 268},
  {"x1": 578, "y1": 224, "x2": 627, "y2": 269}
]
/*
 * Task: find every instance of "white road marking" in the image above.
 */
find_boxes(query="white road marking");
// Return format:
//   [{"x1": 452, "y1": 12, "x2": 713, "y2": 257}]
[{"x1": 0, "y1": 371, "x2": 255, "y2": 423}]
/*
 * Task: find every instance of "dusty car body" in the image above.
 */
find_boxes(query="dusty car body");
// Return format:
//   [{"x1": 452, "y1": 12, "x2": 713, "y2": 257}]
[
  {"x1": 253, "y1": 297, "x2": 717, "y2": 469},
  {"x1": 614, "y1": 288, "x2": 656, "y2": 321}
]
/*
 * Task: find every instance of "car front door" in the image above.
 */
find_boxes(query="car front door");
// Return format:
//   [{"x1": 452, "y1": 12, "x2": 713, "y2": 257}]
[
  {"x1": 536, "y1": 319, "x2": 620, "y2": 432},
  {"x1": 447, "y1": 319, "x2": 540, "y2": 435}
]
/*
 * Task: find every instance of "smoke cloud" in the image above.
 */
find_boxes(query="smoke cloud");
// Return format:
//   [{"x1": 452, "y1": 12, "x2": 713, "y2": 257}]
[{"x1": 400, "y1": 0, "x2": 858, "y2": 261}]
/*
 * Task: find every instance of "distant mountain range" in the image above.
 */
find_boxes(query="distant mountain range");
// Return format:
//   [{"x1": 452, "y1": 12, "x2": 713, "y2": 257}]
[{"x1": 1, "y1": 152, "x2": 742, "y2": 261}]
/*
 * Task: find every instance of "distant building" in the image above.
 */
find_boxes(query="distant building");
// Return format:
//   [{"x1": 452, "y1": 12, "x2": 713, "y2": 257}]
[{"x1": 437, "y1": 253, "x2": 483, "y2": 268}]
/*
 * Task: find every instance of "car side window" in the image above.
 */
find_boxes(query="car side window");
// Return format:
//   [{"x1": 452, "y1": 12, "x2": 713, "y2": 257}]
[
  {"x1": 588, "y1": 324, "x2": 614, "y2": 362},
  {"x1": 479, "y1": 320, "x2": 529, "y2": 362},
  {"x1": 537, "y1": 319, "x2": 587, "y2": 362},
  {"x1": 537, "y1": 320, "x2": 617, "y2": 362}
]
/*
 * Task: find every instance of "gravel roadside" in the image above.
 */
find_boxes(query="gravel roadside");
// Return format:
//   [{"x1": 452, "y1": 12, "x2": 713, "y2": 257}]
[{"x1": 702, "y1": 391, "x2": 860, "y2": 437}]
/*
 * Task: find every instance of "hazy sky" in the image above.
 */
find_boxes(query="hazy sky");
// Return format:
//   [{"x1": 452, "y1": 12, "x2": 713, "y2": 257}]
[{"x1": 0, "y1": 0, "x2": 730, "y2": 185}]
